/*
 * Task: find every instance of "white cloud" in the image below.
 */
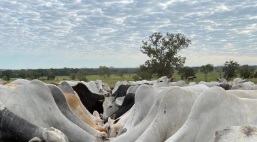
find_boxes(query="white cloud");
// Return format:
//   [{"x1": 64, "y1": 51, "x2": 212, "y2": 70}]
[{"x1": 0, "y1": 0, "x2": 257, "y2": 69}]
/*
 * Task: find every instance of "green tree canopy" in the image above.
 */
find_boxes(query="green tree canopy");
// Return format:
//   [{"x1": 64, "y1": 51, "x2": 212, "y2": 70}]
[
  {"x1": 137, "y1": 65, "x2": 153, "y2": 80},
  {"x1": 200, "y1": 64, "x2": 214, "y2": 81},
  {"x1": 239, "y1": 64, "x2": 255, "y2": 79},
  {"x1": 1, "y1": 70, "x2": 13, "y2": 81},
  {"x1": 178, "y1": 66, "x2": 195, "y2": 80},
  {"x1": 139, "y1": 32, "x2": 191, "y2": 79},
  {"x1": 98, "y1": 66, "x2": 110, "y2": 78},
  {"x1": 46, "y1": 69, "x2": 56, "y2": 80},
  {"x1": 223, "y1": 60, "x2": 239, "y2": 80},
  {"x1": 75, "y1": 70, "x2": 88, "y2": 81}
]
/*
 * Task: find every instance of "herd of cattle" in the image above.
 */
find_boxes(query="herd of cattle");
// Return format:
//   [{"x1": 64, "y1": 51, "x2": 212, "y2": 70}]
[{"x1": 0, "y1": 76, "x2": 257, "y2": 142}]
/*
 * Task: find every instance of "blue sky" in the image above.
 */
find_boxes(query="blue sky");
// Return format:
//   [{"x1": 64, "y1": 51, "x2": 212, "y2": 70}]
[{"x1": 1, "y1": 0, "x2": 257, "y2": 69}]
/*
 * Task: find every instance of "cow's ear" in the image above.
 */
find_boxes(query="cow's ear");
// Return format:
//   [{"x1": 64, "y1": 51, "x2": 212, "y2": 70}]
[
  {"x1": 93, "y1": 111, "x2": 100, "y2": 118},
  {"x1": 108, "y1": 117, "x2": 112, "y2": 123},
  {"x1": 29, "y1": 137, "x2": 42, "y2": 142}
]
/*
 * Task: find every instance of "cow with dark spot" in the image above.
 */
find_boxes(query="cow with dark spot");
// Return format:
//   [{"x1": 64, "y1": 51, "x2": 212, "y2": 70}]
[
  {"x1": 72, "y1": 83, "x2": 105, "y2": 114},
  {"x1": 47, "y1": 84, "x2": 107, "y2": 137},
  {"x1": 0, "y1": 80, "x2": 97, "y2": 142},
  {"x1": 103, "y1": 85, "x2": 132, "y2": 120},
  {"x1": 104, "y1": 93, "x2": 135, "y2": 122},
  {"x1": 0, "y1": 101, "x2": 68, "y2": 142},
  {"x1": 218, "y1": 83, "x2": 232, "y2": 90},
  {"x1": 112, "y1": 85, "x2": 131, "y2": 98}
]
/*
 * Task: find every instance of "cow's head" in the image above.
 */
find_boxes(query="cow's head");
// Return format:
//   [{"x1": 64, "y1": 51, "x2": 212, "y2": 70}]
[
  {"x1": 102, "y1": 97, "x2": 120, "y2": 120},
  {"x1": 104, "y1": 117, "x2": 121, "y2": 138}
]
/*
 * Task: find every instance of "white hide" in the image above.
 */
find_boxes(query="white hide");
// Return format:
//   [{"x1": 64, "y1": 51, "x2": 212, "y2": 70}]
[
  {"x1": 231, "y1": 81, "x2": 256, "y2": 90},
  {"x1": 152, "y1": 76, "x2": 170, "y2": 88},
  {"x1": 102, "y1": 96, "x2": 120, "y2": 120},
  {"x1": 123, "y1": 84, "x2": 159, "y2": 130},
  {"x1": 95, "y1": 80, "x2": 111, "y2": 94},
  {"x1": 0, "y1": 80, "x2": 101, "y2": 142},
  {"x1": 233, "y1": 78, "x2": 246, "y2": 84},
  {"x1": 135, "y1": 87, "x2": 199, "y2": 142},
  {"x1": 59, "y1": 80, "x2": 80, "y2": 87},
  {"x1": 112, "y1": 87, "x2": 166, "y2": 142},
  {"x1": 226, "y1": 90, "x2": 257, "y2": 99},
  {"x1": 181, "y1": 84, "x2": 209, "y2": 92},
  {"x1": 198, "y1": 81, "x2": 220, "y2": 87},
  {"x1": 126, "y1": 85, "x2": 140, "y2": 94},
  {"x1": 103, "y1": 85, "x2": 138, "y2": 120},
  {"x1": 165, "y1": 87, "x2": 257, "y2": 142},
  {"x1": 82, "y1": 81, "x2": 109, "y2": 95},
  {"x1": 112, "y1": 81, "x2": 129, "y2": 93},
  {"x1": 58, "y1": 81, "x2": 97, "y2": 121},
  {"x1": 169, "y1": 80, "x2": 188, "y2": 87},
  {"x1": 104, "y1": 106, "x2": 134, "y2": 138}
]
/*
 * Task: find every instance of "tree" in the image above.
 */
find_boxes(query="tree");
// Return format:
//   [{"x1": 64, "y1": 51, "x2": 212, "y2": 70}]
[
  {"x1": 76, "y1": 70, "x2": 88, "y2": 81},
  {"x1": 223, "y1": 60, "x2": 239, "y2": 80},
  {"x1": 239, "y1": 64, "x2": 255, "y2": 79},
  {"x1": 178, "y1": 66, "x2": 195, "y2": 80},
  {"x1": 132, "y1": 75, "x2": 140, "y2": 81},
  {"x1": 254, "y1": 71, "x2": 257, "y2": 78},
  {"x1": 200, "y1": 64, "x2": 214, "y2": 81},
  {"x1": 1, "y1": 70, "x2": 13, "y2": 81},
  {"x1": 139, "y1": 32, "x2": 191, "y2": 78},
  {"x1": 46, "y1": 69, "x2": 56, "y2": 80},
  {"x1": 119, "y1": 69, "x2": 128, "y2": 78},
  {"x1": 70, "y1": 73, "x2": 76, "y2": 80},
  {"x1": 137, "y1": 65, "x2": 153, "y2": 80},
  {"x1": 98, "y1": 66, "x2": 110, "y2": 78}
]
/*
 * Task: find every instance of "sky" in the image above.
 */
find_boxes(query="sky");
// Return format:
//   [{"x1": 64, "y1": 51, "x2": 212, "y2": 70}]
[{"x1": 1, "y1": 0, "x2": 257, "y2": 69}]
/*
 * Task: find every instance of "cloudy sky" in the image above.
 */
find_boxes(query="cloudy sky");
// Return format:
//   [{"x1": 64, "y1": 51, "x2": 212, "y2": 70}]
[{"x1": 1, "y1": 0, "x2": 257, "y2": 69}]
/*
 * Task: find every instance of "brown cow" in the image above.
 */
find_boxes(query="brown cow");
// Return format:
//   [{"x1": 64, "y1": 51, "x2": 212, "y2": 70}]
[{"x1": 63, "y1": 93, "x2": 107, "y2": 133}]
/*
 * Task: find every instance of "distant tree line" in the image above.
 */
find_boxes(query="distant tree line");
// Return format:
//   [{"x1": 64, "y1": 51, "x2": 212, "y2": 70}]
[
  {"x1": 0, "y1": 67, "x2": 139, "y2": 81},
  {"x1": 1, "y1": 64, "x2": 257, "y2": 82}
]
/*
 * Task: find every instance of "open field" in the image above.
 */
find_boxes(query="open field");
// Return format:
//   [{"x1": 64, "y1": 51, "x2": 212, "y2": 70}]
[{"x1": 7, "y1": 71, "x2": 257, "y2": 88}]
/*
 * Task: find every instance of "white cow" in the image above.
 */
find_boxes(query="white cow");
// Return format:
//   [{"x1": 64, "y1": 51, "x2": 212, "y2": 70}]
[
  {"x1": 169, "y1": 80, "x2": 188, "y2": 87},
  {"x1": 152, "y1": 76, "x2": 171, "y2": 88},
  {"x1": 231, "y1": 81, "x2": 257, "y2": 90},
  {"x1": 181, "y1": 84, "x2": 209, "y2": 92},
  {"x1": 165, "y1": 87, "x2": 257, "y2": 142},
  {"x1": 198, "y1": 81, "x2": 220, "y2": 87},
  {"x1": 81, "y1": 80, "x2": 109, "y2": 95},
  {"x1": 95, "y1": 80, "x2": 111, "y2": 94},
  {"x1": 112, "y1": 84, "x2": 209, "y2": 141},
  {"x1": 135, "y1": 87, "x2": 199, "y2": 142},
  {"x1": 226, "y1": 90, "x2": 257, "y2": 99},
  {"x1": 112, "y1": 86, "x2": 166, "y2": 142},
  {"x1": 102, "y1": 96, "x2": 121, "y2": 120},
  {"x1": 125, "y1": 84, "x2": 159, "y2": 129},
  {"x1": 104, "y1": 106, "x2": 134, "y2": 138},
  {"x1": 59, "y1": 80, "x2": 110, "y2": 95},
  {"x1": 0, "y1": 80, "x2": 105, "y2": 142},
  {"x1": 0, "y1": 100, "x2": 68, "y2": 142},
  {"x1": 59, "y1": 80, "x2": 80, "y2": 87},
  {"x1": 233, "y1": 78, "x2": 246, "y2": 84},
  {"x1": 112, "y1": 81, "x2": 129, "y2": 93},
  {"x1": 48, "y1": 84, "x2": 107, "y2": 135}
]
